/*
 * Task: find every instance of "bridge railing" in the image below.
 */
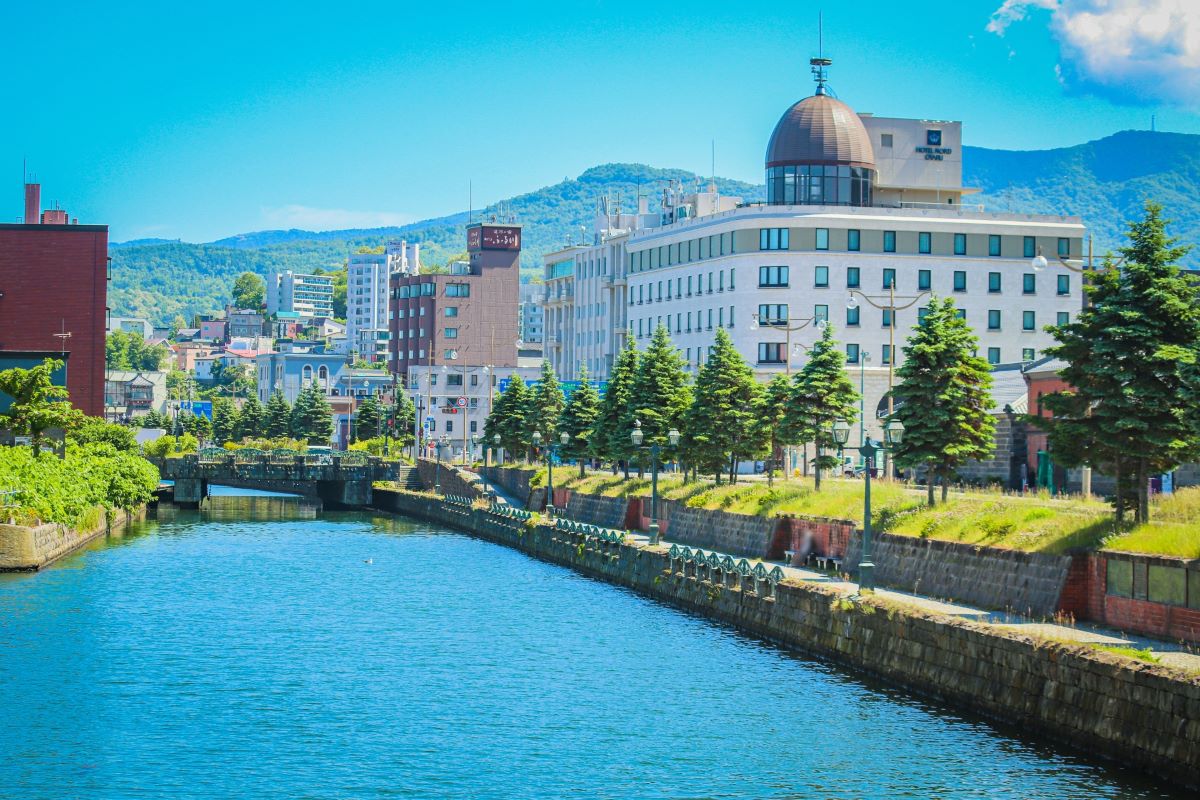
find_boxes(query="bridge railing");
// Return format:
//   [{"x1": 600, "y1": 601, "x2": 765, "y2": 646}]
[
  {"x1": 268, "y1": 449, "x2": 299, "y2": 465},
  {"x1": 233, "y1": 448, "x2": 266, "y2": 465}
]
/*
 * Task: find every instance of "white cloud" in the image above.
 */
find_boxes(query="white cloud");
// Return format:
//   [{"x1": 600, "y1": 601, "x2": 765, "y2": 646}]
[
  {"x1": 988, "y1": 0, "x2": 1200, "y2": 108},
  {"x1": 260, "y1": 204, "x2": 414, "y2": 231}
]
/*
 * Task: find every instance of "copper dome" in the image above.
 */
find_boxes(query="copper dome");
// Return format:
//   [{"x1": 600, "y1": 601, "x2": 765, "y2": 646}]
[{"x1": 765, "y1": 93, "x2": 875, "y2": 169}]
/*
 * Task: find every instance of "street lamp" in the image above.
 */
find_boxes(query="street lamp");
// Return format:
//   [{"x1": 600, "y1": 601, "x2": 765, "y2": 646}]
[
  {"x1": 832, "y1": 416, "x2": 904, "y2": 592},
  {"x1": 1031, "y1": 237, "x2": 1126, "y2": 275},
  {"x1": 534, "y1": 430, "x2": 571, "y2": 517},
  {"x1": 750, "y1": 312, "x2": 823, "y2": 478},
  {"x1": 631, "y1": 419, "x2": 680, "y2": 546}
]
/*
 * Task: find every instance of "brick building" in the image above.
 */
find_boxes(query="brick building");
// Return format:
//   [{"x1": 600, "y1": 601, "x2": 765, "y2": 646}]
[{"x1": 0, "y1": 181, "x2": 107, "y2": 416}]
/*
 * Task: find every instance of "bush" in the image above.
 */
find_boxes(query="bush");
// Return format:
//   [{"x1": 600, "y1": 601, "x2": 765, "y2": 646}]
[
  {"x1": 142, "y1": 434, "x2": 199, "y2": 460},
  {"x1": 69, "y1": 417, "x2": 139, "y2": 453}
]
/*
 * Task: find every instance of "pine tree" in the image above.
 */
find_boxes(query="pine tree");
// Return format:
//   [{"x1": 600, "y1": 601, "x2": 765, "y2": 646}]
[
  {"x1": 235, "y1": 395, "x2": 264, "y2": 441},
  {"x1": 210, "y1": 397, "x2": 238, "y2": 445},
  {"x1": 591, "y1": 330, "x2": 639, "y2": 476},
  {"x1": 787, "y1": 323, "x2": 859, "y2": 491},
  {"x1": 483, "y1": 374, "x2": 531, "y2": 462},
  {"x1": 756, "y1": 373, "x2": 793, "y2": 486},
  {"x1": 558, "y1": 364, "x2": 601, "y2": 477},
  {"x1": 1040, "y1": 202, "x2": 1200, "y2": 523},
  {"x1": 354, "y1": 395, "x2": 385, "y2": 442},
  {"x1": 526, "y1": 360, "x2": 565, "y2": 440},
  {"x1": 683, "y1": 328, "x2": 766, "y2": 483},
  {"x1": 628, "y1": 324, "x2": 692, "y2": 469},
  {"x1": 263, "y1": 390, "x2": 292, "y2": 440},
  {"x1": 390, "y1": 390, "x2": 417, "y2": 450},
  {"x1": 891, "y1": 296, "x2": 996, "y2": 504},
  {"x1": 289, "y1": 383, "x2": 334, "y2": 445}
]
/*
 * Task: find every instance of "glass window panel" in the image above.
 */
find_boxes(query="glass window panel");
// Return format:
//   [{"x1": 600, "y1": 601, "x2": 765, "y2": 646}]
[
  {"x1": 847, "y1": 229, "x2": 860, "y2": 251},
  {"x1": 919, "y1": 232, "x2": 932, "y2": 254},
  {"x1": 884, "y1": 231, "x2": 896, "y2": 252},
  {"x1": 953, "y1": 271, "x2": 967, "y2": 292},
  {"x1": 815, "y1": 228, "x2": 829, "y2": 250},
  {"x1": 815, "y1": 266, "x2": 829, "y2": 287},
  {"x1": 989, "y1": 235, "x2": 1002, "y2": 257},
  {"x1": 1023, "y1": 236, "x2": 1036, "y2": 259},
  {"x1": 918, "y1": 270, "x2": 931, "y2": 290},
  {"x1": 847, "y1": 267, "x2": 860, "y2": 288},
  {"x1": 989, "y1": 272, "x2": 1002, "y2": 293},
  {"x1": 954, "y1": 233, "x2": 966, "y2": 255}
]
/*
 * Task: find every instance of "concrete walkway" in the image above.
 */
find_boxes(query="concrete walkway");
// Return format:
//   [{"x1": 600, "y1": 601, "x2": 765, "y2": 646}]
[{"x1": 459, "y1": 468, "x2": 1200, "y2": 673}]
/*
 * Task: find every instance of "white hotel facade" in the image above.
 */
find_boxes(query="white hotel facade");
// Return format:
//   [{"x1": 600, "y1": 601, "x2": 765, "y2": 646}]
[{"x1": 544, "y1": 73, "x2": 1084, "y2": 441}]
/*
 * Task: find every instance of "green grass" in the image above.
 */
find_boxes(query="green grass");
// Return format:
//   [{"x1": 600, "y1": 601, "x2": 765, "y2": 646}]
[{"x1": 1094, "y1": 644, "x2": 1160, "y2": 663}]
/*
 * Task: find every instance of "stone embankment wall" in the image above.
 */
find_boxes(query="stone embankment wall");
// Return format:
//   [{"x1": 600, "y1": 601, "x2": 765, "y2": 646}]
[
  {"x1": 480, "y1": 466, "x2": 537, "y2": 507},
  {"x1": 0, "y1": 507, "x2": 142, "y2": 571},
  {"x1": 417, "y1": 459, "x2": 485, "y2": 499},
  {"x1": 375, "y1": 488, "x2": 1200, "y2": 790}
]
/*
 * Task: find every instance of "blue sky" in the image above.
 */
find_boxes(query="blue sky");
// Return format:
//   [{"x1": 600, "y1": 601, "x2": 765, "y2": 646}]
[{"x1": 3, "y1": 0, "x2": 1198, "y2": 242}]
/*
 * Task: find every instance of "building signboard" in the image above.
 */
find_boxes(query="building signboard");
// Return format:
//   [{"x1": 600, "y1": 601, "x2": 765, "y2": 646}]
[{"x1": 468, "y1": 225, "x2": 521, "y2": 252}]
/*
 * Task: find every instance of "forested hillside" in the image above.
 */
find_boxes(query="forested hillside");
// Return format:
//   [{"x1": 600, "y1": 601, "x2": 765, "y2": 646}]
[{"x1": 109, "y1": 131, "x2": 1200, "y2": 323}]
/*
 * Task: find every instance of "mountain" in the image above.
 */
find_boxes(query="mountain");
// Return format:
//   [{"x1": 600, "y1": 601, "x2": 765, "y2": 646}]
[{"x1": 109, "y1": 132, "x2": 1200, "y2": 324}]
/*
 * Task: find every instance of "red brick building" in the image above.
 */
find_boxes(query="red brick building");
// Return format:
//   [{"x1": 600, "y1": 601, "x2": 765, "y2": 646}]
[{"x1": 0, "y1": 183, "x2": 108, "y2": 416}]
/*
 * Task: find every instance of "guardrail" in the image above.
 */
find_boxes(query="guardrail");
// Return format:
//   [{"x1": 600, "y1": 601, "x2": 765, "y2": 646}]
[
  {"x1": 444, "y1": 494, "x2": 475, "y2": 507},
  {"x1": 668, "y1": 544, "x2": 784, "y2": 595},
  {"x1": 554, "y1": 517, "x2": 627, "y2": 545}
]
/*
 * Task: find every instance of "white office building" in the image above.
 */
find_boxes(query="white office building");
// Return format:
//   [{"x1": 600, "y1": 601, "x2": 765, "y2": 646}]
[
  {"x1": 267, "y1": 270, "x2": 335, "y2": 319},
  {"x1": 518, "y1": 282, "x2": 544, "y2": 344},
  {"x1": 545, "y1": 62, "x2": 1085, "y2": 443},
  {"x1": 347, "y1": 252, "x2": 390, "y2": 363}
]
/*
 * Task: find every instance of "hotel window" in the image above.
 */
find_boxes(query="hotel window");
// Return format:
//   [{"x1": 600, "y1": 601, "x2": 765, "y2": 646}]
[
  {"x1": 1023, "y1": 236, "x2": 1036, "y2": 259},
  {"x1": 846, "y1": 306, "x2": 861, "y2": 326},
  {"x1": 988, "y1": 310, "x2": 1001, "y2": 330},
  {"x1": 676, "y1": 313, "x2": 682, "y2": 333},
  {"x1": 815, "y1": 266, "x2": 830, "y2": 287},
  {"x1": 1057, "y1": 275, "x2": 1070, "y2": 295},
  {"x1": 758, "y1": 342, "x2": 785, "y2": 364},
  {"x1": 445, "y1": 307, "x2": 458, "y2": 317},
  {"x1": 914, "y1": 269, "x2": 930, "y2": 291},
  {"x1": 987, "y1": 347, "x2": 1001, "y2": 365},
  {"x1": 1023, "y1": 311, "x2": 1036, "y2": 331},
  {"x1": 729, "y1": 306, "x2": 735, "y2": 327},
  {"x1": 707, "y1": 272, "x2": 713, "y2": 293},
  {"x1": 657, "y1": 281, "x2": 663, "y2": 300},
  {"x1": 956, "y1": 309, "x2": 966, "y2": 320},
  {"x1": 883, "y1": 268, "x2": 895, "y2": 289},
  {"x1": 954, "y1": 233, "x2": 967, "y2": 255},
  {"x1": 676, "y1": 277, "x2": 682, "y2": 296},
  {"x1": 989, "y1": 235, "x2": 1002, "y2": 257},
  {"x1": 953, "y1": 271, "x2": 967, "y2": 292},
  {"x1": 918, "y1": 306, "x2": 930, "y2": 322},
  {"x1": 444, "y1": 327, "x2": 458, "y2": 339},
  {"x1": 1022, "y1": 348, "x2": 1036, "y2": 361},
  {"x1": 758, "y1": 304, "x2": 788, "y2": 325},
  {"x1": 815, "y1": 228, "x2": 829, "y2": 250},
  {"x1": 729, "y1": 268, "x2": 735, "y2": 289},
  {"x1": 718, "y1": 271, "x2": 724, "y2": 292},
  {"x1": 846, "y1": 343, "x2": 860, "y2": 364},
  {"x1": 1057, "y1": 238, "x2": 1070, "y2": 258},
  {"x1": 882, "y1": 309, "x2": 894, "y2": 328},
  {"x1": 1023, "y1": 274, "x2": 1036, "y2": 294},
  {"x1": 759, "y1": 266, "x2": 789, "y2": 287},
  {"x1": 718, "y1": 307, "x2": 724, "y2": 327},
  {"x1": 470, "y1": 374, "x2": 479, "y2": 387},
  {"x1": 881, "y1": 344, "x2": 892, "y2": 365},
  {"x1": 707, "y1": 309, "x2": 713, "y2": 329},
  {"x1": 847, "y1": 267, "x2": 861, "y2": 288},
  {"x1": 1057, "y1": 311, "x2": 1070, "y2": 326},
  {"x1": 759, "y1": 228, "x2": 789, "y2": 250},
  {"x1": 984, "y1": 272, "x2": 1001, "y2": 293},
  {"x1": 638, "y1": 285, "x2": 644, "y2": 304},
  {"x1": 687, "y1": 312, "x2": 693, "y2": 331},
  {"x1": 667, "y1": 282, "x2": 673, "y2": 300},
  {"x1": 881, "y1": 133, "x2": 893, "y2": 148},
  {"x1": 848, "y1": 229, "x2": 861, "y2": 251},
  {"x1": 687, "y1": 276, "x2": 693, "y2": 296},
  {"x1": 883, "y1": 230, "x2": 896, "y2": 252},
  {"x1": 919, "y1": 232, "x2": 932, "y2": 254},
  {"x1": 814, "y1": 304, "x2": 829, "y2": 325}
]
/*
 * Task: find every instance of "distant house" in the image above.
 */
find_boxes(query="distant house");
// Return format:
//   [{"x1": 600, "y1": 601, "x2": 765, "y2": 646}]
[
  {"x1": 199, "y1": 319, "x2": 226, "y2": 342},
  {"x1": 175, "y1": 327, "x2": 201, "y2": 343},
  {"x1": 104, "y1": 370, "x2": 168, "y2": 422},
  {"x1": 226, "y1": 308, "x2": 265, "y2": 341},
  {"x1": 107, "y1": 316, "x2": 153, "y2": 340}
]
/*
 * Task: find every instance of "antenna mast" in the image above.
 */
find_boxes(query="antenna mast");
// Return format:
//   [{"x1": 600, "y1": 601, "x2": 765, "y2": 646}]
[{"x1": 811, "y1": 12, "x2": 832, "y2": 95}]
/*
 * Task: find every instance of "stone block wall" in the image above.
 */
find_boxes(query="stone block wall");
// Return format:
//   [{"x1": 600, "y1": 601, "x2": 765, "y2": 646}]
[
  {"x1": 480, "y1": 466, "x2": 536, "y2": 506},
  {"x1": 769, "y1": 516, "x2": 856, "y2": 564},
  {"x1": 418, "y1": 459, "x2": 485, "y2": 499},
  {"x1": 0, "y1": 507, "x2": 140, "y2": 571},
  {"x1": 655, "y1": 499, "x2": 776, "y2": 558},
  {"x1": 844, "y1": 532, "x2": 1073, "y2": 617},
  {"x1": 560, "y1": 491, "x2": 629, "y2": 530}
]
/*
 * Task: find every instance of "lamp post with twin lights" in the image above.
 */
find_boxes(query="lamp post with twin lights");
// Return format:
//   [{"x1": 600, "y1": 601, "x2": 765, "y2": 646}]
[
  {"x1": 533, "y1": 430, "x2": 571, "y2": 517},
  {"x1": 631, "y1": 419, "x2": 680, "y2": 546},
  {"x1": 831, "y1": 416, "x2": 904, "y2": 592}
]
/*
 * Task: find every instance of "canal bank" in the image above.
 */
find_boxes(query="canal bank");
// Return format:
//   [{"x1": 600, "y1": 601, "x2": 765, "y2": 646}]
[
  {"x1": 0, "y1": 505, "x2": 146, "y2": 571},
  {"x1": 374, "y1": 488, "x2": 1200, "y2": 790}
]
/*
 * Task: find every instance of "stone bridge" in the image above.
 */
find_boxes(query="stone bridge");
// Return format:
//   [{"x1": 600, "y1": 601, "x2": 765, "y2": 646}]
[{"x1": 159, "y1": 448, "x2": 401, "y2": 507}]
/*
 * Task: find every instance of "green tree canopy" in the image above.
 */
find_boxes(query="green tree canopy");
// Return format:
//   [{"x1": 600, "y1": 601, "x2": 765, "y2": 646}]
[
  {"x1": 484, "y1": 374, "x2": 532, "y2": 461},
  {"x1": 390, "y1": 390, "x2": 416, "y2": 451},
  {"x1": 290, "y1": 384, "x2": 334, "y2": 445},
  {"x1": 683, "y1": 328, "x2": 765, "y2": 483},
  {"x1": 591, "y1": 331, "x2": 639, "y2": 474},
  {"x1": 755, "y1": 373, "x2": 793, "y2": 486},
  {"x1": 355, "y1": 395, "x2": 385, "y2": 442},
  {"x1": 0, "y1": 358, "x2": 81, "y2": 451},
  {"x1": 527, "y1": 360, "x2": 566, "y2": 441},
  {"x1": 235, "y1": 395, "x2": 264, "y2": 441},
  {"x1": 627, "y1": 324, "x2": 692, "y2": 466},
  {"x1": 891, "y1": 297, "x2": 996, "y2": 504},
  {"x1": 558, "y1": 364, "x2": 600, "y2": 476},
  {"x1": 210, "y1": 397, "x2": 238, "y2": 445},
  {"x1": 787, "y1": 323, "x2": 859, "y2": 490},
  {"x1": 263, "y1": 390, "x2": 292, "y2": 439},
  {"x1": 231, "y1": 271, "x2": 266, "y2": 309},
  {"x1": 68, "y1": 417, "x2": 138, "y2": 453},
  {"x1": 106, "y1": 329, "x2": 169, "y2": 371}
]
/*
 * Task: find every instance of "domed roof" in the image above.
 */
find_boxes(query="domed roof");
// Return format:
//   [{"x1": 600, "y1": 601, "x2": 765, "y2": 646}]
[{"x1": 765, "y1": 93, "x2": 875, "y2": 169}]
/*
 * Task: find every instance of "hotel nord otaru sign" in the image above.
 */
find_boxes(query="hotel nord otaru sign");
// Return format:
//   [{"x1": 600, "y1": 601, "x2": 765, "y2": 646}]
[
  {"x1": 916, "y1": 128, "x2": 951, "y2": 161},
  {"x1": 467, "y1": 225, "x2": 521, "y2": 251}
]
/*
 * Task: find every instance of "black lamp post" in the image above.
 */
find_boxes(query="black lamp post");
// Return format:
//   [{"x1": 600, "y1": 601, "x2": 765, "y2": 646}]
[
  {"x1": 831, "y1": 416, "x2": 904, "y2": 591},
  {"x1": 533, "y1": 430, "x2": 571, "y2": 517},
  {"x1": 631, "y1": 419, "x2": 680, "y2": 546}
]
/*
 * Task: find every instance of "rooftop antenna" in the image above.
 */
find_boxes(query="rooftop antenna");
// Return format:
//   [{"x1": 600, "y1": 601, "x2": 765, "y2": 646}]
[
  {"x1": 811, "y1": 12, "x2": 832, "y2": 96},
  {"x1": 53, "y1": 319, "x2": 72, "y2": 355}
]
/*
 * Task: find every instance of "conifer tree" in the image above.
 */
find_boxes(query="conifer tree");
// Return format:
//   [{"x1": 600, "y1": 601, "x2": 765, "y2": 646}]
[
  {"x1": 210, "y1": 397, "x2": 238, "y2": 445},
  {"x1": 683, "y1": 328, "x2": 765, "y2": 483},
  {"x1": 1039, "y1": 202, "x2": 1200, "y2": 523},
  {"x1": 526, "y1": 360, "x2": 565, "y2": 440},
  {"x1": 890, "y1": 297, "x2": 995, "y2": 504},
  {"x1": 787, "y1": 323, "x2": 859, "y2": 490},
  {"x1": 263, "y1": 390, "x2": 292, "y2": 440},
  {"x1": 290, "y1": 383, "x2": 334, "y2": 445},
  {"x1": 235, "y1": 395, "x2": 264, "y2": 441},
  {"x1": 354, "y1": 395, "x2": 385, "y2": 442},
  {"x1": 592, "y1": 330, "x2": 639, "y2": 476},
  {"x1": 756, "y1": 373, "x2": 793, "y2": 486},
  {"x1": 390, "y1": 390, "x2": 417, "y2": 450},
  {"x1": 627, "y1": 323, "x2": 692, "y2": 468},
  {"x1": 484, "y1": 374, "x2": 531, "y2": 462},
  {"x1": 558, "y1": 364, "x2": 600, "y2": 477}
]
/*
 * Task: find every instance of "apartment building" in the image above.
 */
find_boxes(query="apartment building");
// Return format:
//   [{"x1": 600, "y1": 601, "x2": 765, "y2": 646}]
[{"x1": 267, "y1": 270, "x2": 335, "y2": 318}]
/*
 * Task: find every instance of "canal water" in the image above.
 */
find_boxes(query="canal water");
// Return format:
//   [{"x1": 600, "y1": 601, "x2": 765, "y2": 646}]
[{"x1": 0, "y1": 493, "x2": 1184, "y2": 799}]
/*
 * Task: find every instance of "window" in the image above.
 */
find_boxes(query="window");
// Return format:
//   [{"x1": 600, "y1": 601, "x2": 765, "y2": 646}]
[
  {"x1": 846, "y1": 343, "x2": 860, "y2": 363},
  {"x1": 729, "y1": 268, "x2": 735, "y2": 290},
  {"x1": 919, "y1": 232, "x2": 931, "y2": 254},
  {"x1": 302, "y1": 365, "x2": 313, "y2": 384},
  {"x1": 1022, "y1": 348, "x2": 1036, "y2": 361},
  {"x1": 1057, "y1": 311, "x2": 1070, "y2": 326},
  {"x1": 882, "y1": 309, "x2": 894, "y2": 328},
  {"x1": 430, "y1": 374, "x2": 438, "y2": 386},
  {"x1": 1058, "y1": 238, "x2": 1070, "y2": 258},
  {"x1": 987, "y1": 348, "x2": 1001, "y2": 365},
  {"x1": 881, "y1": 133, "x2": 893, "y2": 148},
  {"x1": 470, "y1": 374, "x2": 479, "y2": 387},
  {"x1": 687, "y1": 276, "x2": 693, "y2": 296},
  {"x1": 444, "y1": 327, "x2": 458, "y2": 339},
  {"x1": 883, "y1": 268, "x2": 895, "y2": 289},
  {"x1": 759, "y1": 266, "x2": 789, "y2": 287},
  {"x1": 918, "y1": 306, "x2": 930, "y2": 322},
  {"x1": 881, "y1": 345, "x2": 892, "y2": 365},
  {"x1": 707, "y1": 272, "x2": 713, "y2": 293},
  {"x1": 847, "y1": 267, "x2": 861, "y2": 288},
  {"x1": 1023, "y1": 236, "x2": 1036, "y2": 259},
  {"x1": 729, "y1": 306, "x2": 735, "y2": 326},
  {"x1": 954, "y1": 233, "x2": 966, "y2": 255},
  {"x1": 989, "y1": 235, "x2": 1002, "y2": 257},
  {"x1": 446, "y1": 283, "x2": 470, "y2": 297},
  {"x1": 758, "y1": 342, "x2": 785, "y2": 364},
  {"x1": 638, "y1": 285, "x2": 644, "y2": 304},
  {"x1": 848, "y1": 229, "x2": 860, "y2": 251},
  {"x1": 1023, "y1": 274, "x2": 1036, "y2": 294},
  {"x1": 918, "y1": 269, "x2": 931, "y2": 291},
  {"x1": 988, "y1": 310, "x2": 1001, "y2": 330},
  {"x1": 1023, "y1": 311, "x2": 1036, "y2": 331},
  {"x1": 446, "y1": 373, "x2": 463, "y2": 387},
  {"x1": 846, "y1": 306, "x2": 860, "y2": 326},
  {"x1": 815, "y1": 266, "x2": 829, "y2": 287},
  {"x1": 814, "y1": 304, "x2": 829, "y2": 324},
  {"x1": 1057, "y1": 275, "x2": 1070, "y2": 295},
  {"x1": 707, "y1": 308, "x2": 713, "y2": 329},
  {"x1": 445, "y1": 307, "x2": 458, "y2": 317},
  {"x1": 815, "y1": 228, "x2": 829, "y2": 250},
  {"x1": 759, "y1": 228, "x2": 790, "y2": 250},
  {"x1": 988, "y1": 272, "x2": 1001, "y2": 293},
  {"x1": 445, "y1": 420, "x2": 453, "y2": 433},
  {"x1": 953, "y1": 271, "x2": 967, "y2": 292},
  {"x1": 758, "y1": 304, "x2": 788, "y2": 325},
  {"x1": 884, "y1": 231, "x2": 896, "y2": 252}
]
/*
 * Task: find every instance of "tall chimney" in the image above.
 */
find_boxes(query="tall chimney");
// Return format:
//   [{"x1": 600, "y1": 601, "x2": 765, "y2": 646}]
[{"x1": 24, "y1": 183, "x2": 40, "y2": 225}]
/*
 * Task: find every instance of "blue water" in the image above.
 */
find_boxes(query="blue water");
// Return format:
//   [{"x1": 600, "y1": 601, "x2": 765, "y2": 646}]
[{"x1": 0, "y1": 500, "x2": 1184, "y2": 799}]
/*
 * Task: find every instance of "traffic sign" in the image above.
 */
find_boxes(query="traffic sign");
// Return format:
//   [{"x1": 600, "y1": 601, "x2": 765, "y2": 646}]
[{"x1": 456, "y1": 396, "x2": 467, "y2": 408}]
